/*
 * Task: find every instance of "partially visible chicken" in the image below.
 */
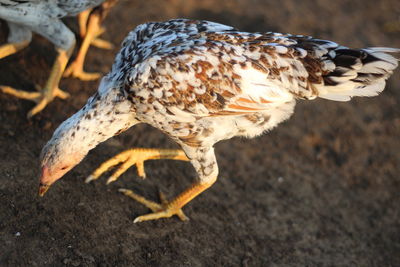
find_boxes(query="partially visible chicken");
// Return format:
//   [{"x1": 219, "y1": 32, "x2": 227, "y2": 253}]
[
  {"x1": 38, "y1": 19, "x2": 399, "y2": 223},
  {"x1": 64, "y1": 0, "x2": 118, "y2": 81},
  {"x1": 0, "y1": 0, "x2": 104, "y2": 118}
]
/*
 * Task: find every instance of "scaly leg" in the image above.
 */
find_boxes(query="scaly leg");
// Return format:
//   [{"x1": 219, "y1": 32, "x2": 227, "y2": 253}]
[
  {"x1": 118, "y1": 146, "x2": 219, "y2": 223},
  {"x1": 119, "y1": 189, "x2": 189, "y2": 221},
  {"x1": 64, "y1": 7, "x2": 113, "y2": 80},
  {"x1": 0, "y1": 24, "x2": 33, "y2": 104},
  {"x1": 0, "y1": 45, "x2": 72, "y2": 117},
  {"x1": 91, "y1": 34, "x2": 113, "y2": 50},
  {"x1": 78, "y1": 7, "x2": 113, "y2": 49},
  {"x1": 78, "y1": 9, "x2": 91, "y2": 38},
  {"x1": 0, "y1": 6, "x2": 76, "y2": 117},
  {"x1": 85, "y1": 148, "x2": 189, "y2": 184},
  {"x1": 120, "y1": 179, "x2": 216, "y2": 223},
  {"x1": 90, "y1": 0, "x2": 118, "y2": 50},
  {"x1": 0, "y1": 20, "x2": 32, "y2": 59},
  {"x1": 0, "y1": 40, "x2": 30, "y2": 59}
]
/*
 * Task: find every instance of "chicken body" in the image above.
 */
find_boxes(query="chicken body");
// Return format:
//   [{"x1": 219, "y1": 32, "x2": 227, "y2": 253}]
[
  {"x1": 0, "y1": 0, "x2": 104, "y2": 117},
  {"x1": 39, "y1": 19, "x2": 399, "y2": 222}
]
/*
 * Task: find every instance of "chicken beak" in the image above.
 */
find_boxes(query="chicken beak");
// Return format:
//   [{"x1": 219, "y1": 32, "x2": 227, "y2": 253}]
[
  {"x1": 38, "y1": 165, "x2": 51, "y2": 197},
  {"x1": 38, "y1": 183, "x2": 50, "y2": 197}
]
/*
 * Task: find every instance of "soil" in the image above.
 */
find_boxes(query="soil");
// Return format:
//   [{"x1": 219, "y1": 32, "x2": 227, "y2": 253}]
[{"x1": 0, "y1": 0, "x2": 399, "y2": 266}]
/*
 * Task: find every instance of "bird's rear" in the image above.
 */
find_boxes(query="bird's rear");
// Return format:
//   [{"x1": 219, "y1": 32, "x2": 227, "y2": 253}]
[{"x1": 317, "y1": 47, "x2": 399, "y2": 101}]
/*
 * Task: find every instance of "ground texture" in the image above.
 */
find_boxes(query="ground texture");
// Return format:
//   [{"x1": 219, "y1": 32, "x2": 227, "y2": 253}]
[{"x1": 0, "y1": 0, "x2": 399, "y2": 266}]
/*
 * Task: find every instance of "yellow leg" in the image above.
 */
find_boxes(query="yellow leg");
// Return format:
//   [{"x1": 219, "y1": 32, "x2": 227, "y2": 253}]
[
  {"x1": 78, "y1": 9, "x2": 91, "y2": 38},
  {"x1": 0, "y1": 40, "x2": 30, "y2": 59},
  {"x1": 85, "y1": 148, "x2": 189, "y2": 184},
  {"x1": 90, "y1": 0, "x2": 117, "y2": 50},
  {"x1": 64, "y1": 10, "x2": 113, "y2": 81},
  {"x1": 91, "y1": 35, "x2": 114, "y2": 50},
  {"x1": 119, "y1": 189, "x2": 189, "y2": 222},
  {"x1": 78, "y1": 5, "x2": 113, "y2": 49},
  {"x1": 0, "y1": 46, "x2": 72, "y2": 118},
  {"x1": 120, "y1": 178, "x2": 216, "y2": 223}
]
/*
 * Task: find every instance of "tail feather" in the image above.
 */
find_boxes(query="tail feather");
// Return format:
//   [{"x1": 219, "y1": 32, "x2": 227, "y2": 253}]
[{"x1": 319, "y1": 47, "x2": 399, "y2": 101}]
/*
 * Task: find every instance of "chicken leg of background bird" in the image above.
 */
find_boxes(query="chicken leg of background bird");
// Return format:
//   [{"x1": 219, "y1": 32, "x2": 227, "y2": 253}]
[
  {"x1": 0, "y1": 22, "x2": 31, "y2": 59},
  {"x1": 0, "y1": 19, "x2": 74, "y2": 118},
  {"x1": 79, "y1": 0, "x2": 117, "y2": 50},
  {"x1": 0, "y1": 0, "x2": 107, "y2": 117},
  {"x1": 64, "y1": 0, "x2": 118, "y2": 81}
]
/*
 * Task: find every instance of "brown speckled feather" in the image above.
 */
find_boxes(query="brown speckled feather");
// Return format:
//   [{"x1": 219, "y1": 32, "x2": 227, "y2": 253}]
[{"x1": 39, "y1": 19, "x2": 399, "y2": 221}]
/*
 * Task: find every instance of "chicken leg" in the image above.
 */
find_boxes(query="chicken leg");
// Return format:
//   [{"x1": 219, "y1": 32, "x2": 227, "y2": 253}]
[
  {"x1": 119, "y1": 188, "x2": 189, "y2": 221},
  {"x1": 0, "y1": 20, "x2": 74, "y2": 118},
  {"x1": 64, "y1": 0, "x2": 117, "y2": 81},
  {"x1": 120, "y1": 179, "x2": 216, "y2": 222},
  {"x1": 108, "y1": 146, "x2": 218, "y2": 222},
  {"x1": 0, "y1": 40, "x2": 30, "y2": 59},
  {"x1": 1, "y1": 47, "x2": 72, "y2": 117},
  {"x1": 85, "y1": 148, "x2": 189, "y2": 184},
  {"x1": 85, "y1": 146, "x2": 219, "y2": 222}
]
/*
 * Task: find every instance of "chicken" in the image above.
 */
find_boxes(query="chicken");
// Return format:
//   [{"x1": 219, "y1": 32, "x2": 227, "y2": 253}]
[
  {"x1": 0, "y1": 0, "x2": 105, "y2": 118},
  {"x1": 64, "y1": 0, "x2": 118, "y2": 81},
  {"x1": 38, "y1": 19, "x2": 399, "y2": 223}
]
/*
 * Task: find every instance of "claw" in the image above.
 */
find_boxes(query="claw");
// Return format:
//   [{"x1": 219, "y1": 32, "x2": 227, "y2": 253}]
[
  {"x1": 1, "y1": 85, "x2": 69, "y2": 118},
  {"x1": 118, "y1": 188, "x2": 189, "y2": 223},
  {"x1": 63, "y1": 63, "x2": 101, "y2": 81},
  {"x1": 85, "y1": 148, "x2": 188, "y2": 184},
  {"x1": 87, "y1": 148, "x2": 193, "y2": 223},
  {"x1": 1, "y1": 46, "x2": 72, "y2": 117},
  {"x1": 91, "y1": 38, "x2": 114, "y2": 50},
  {"x1": 85, "y1": 175, "x2": 96, "y2": 184}
]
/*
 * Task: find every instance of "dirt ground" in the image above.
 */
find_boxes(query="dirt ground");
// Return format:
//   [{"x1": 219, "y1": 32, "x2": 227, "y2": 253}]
[{"x1": 0, "y1": 0, "x2": 399, "y2": 266}]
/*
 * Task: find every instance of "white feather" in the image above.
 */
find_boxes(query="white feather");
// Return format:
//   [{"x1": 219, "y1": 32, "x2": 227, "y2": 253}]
[{"x1": 318, "y1": 47, "x2": 398, "y2": 101}]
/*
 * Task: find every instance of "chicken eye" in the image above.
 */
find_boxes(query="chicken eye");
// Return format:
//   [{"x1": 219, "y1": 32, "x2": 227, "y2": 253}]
[{"x1": 61, "y1": 166, "x2": 69, "y2": 170}]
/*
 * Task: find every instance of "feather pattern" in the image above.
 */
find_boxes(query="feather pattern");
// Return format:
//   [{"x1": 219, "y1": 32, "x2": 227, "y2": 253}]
[
  {"x1": 37, "y1": 19, "x2": 395, "y2": 150},
  {"x1": 104, "y1": 19, "x2": 398, "y2": 137},
  {"x1": 39, "y1": 19, "x2": 399, "y2": 220}
]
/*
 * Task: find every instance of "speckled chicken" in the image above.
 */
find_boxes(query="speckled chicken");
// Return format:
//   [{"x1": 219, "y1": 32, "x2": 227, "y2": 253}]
[
  {"x1": 0, "y1": 0, "x2": 107, "y2": 117},
  {"x1": 39, "y1": 19, "x2": 399, "y2": 222}
]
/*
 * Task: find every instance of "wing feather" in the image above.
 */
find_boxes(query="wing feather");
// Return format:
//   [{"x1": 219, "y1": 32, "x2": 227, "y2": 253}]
[{"x1": 115, "y1": 19, "x2": 397, "y2": 122}]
